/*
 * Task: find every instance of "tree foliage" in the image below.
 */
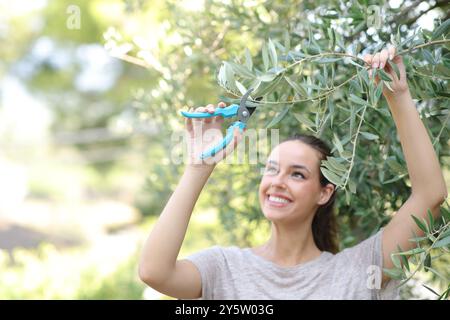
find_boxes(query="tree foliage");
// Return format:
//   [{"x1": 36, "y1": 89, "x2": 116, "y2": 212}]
[{"x1": 110, "y1": 0, "x2": 450, "y2": 298}]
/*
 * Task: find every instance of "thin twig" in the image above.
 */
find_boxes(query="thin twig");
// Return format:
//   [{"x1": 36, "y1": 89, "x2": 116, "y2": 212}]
[
  {"x1": 397, "y1": 220, "x2": 450, "y2": 288},
  {"x1": 432, "y1": 112, "x2": 450, "y2": 147},
  {"x1": 227, "y1": 39, "x2": 450, "y2": 107},
  {"x1": 342, "y1": 104, "x2": 368, "y2": 188}
]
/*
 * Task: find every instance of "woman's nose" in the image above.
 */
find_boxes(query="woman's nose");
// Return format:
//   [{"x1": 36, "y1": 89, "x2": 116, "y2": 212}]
[{"x1": 269, "y1": 173, "x2": 287, "y2": 189}]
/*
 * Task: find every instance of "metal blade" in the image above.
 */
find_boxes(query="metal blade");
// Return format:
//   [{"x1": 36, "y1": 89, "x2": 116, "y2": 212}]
[{"x1": 239, "y1": 88, "x2": 254, "y2": 109}]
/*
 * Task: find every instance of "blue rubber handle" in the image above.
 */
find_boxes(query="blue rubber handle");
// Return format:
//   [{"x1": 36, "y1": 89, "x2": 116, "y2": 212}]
[
  {"x1": 180, "y1": 104, "x2": 239, "y2": 118},
  {"x1": 200, "y1": 121, "x2": 246, "y2": 159}
]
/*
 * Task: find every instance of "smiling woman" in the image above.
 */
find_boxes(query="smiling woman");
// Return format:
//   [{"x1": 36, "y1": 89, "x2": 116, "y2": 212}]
[
  {"x1": 179, "y1": 133, "x2": 400, "y2": 300},
  {"x1": 138, "y1": 45, "x2": 447, "y2": 300},
  {"x1": 138, "y1": 124, "x2": 398, "y2": 299},
  {"x1": 258, "y1": 135, "x2": 338, "y2": 255}
]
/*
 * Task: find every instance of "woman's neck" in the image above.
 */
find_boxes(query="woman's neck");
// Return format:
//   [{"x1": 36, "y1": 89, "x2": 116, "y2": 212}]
[{"x1": 252, "y1": 222, "x2": 321, "y2": 267}]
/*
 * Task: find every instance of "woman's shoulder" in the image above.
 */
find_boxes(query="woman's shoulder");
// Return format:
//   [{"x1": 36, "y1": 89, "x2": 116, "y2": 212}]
[
  {"x1": 186, "y1": 244, "x2": 248, "y2": 260},
  {"x1": 322, "y1": 228, "x2": 386, "y2": 274},
  {"x1": 211, "y1": 245, "x2": 251, "y2": 258}
]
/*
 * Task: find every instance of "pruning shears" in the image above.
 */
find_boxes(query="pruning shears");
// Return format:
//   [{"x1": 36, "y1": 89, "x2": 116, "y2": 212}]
[{"x1": 180, "y1": 88, "x2": 256, "y2": 159}]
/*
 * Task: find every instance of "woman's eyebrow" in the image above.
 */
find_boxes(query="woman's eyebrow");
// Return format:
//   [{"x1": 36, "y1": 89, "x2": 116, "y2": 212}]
[{"x1": 267, "y1": 160, "x2": 311, "y2": 173}]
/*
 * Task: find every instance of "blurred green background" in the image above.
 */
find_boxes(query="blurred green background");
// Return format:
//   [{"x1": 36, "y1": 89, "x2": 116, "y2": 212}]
[
  {"x1": 0, "y1": 0, "x2": 210, "y2": 300},
  {"x1": 0, "y1": 0, "x2": 448, "y2": 299}
]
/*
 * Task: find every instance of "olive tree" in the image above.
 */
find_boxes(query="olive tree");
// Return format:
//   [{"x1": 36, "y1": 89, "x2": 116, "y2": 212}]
[{"x1": 108, "y1": 0, "x2": 449, "y2": 298}]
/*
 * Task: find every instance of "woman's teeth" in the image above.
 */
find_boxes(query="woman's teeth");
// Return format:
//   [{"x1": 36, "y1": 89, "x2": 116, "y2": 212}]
[{"x1": 268, "y1": 195, "x2": 290, "y2": 204}]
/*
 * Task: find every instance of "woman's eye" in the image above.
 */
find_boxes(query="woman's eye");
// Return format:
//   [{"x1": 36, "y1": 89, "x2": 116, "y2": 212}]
[
  {"x1": 292, "y1": 172, "x2": 305, "y2": 179},
  {"x1": 264, "y1": 166, "x2": 277, "y2": 174}
]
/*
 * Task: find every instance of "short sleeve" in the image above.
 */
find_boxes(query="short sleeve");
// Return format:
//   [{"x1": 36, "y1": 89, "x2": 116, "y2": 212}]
[
  {"x1": 184, "y1": 246, "x2": 224, "y2": 300},
  {"x1": 340, "y1": 227, "x2": 401, "y2": 299}
]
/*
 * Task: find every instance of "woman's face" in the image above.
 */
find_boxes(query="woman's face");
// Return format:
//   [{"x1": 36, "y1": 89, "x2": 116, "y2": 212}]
[{"x1": 258, "y1": 140, "x2": 334, "y2": 224}]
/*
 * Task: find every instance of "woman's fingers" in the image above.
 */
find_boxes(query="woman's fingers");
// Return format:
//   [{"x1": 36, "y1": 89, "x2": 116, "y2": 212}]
[
  {"x1": 214, "y1": 116, "x2": 224, "y2": 124},
  {"x1": 372, "y1": 52, "x2": 381, "y2": 68},
  {"x1": 186, "y1": 100, "x2": 244, "y2": 164},
  {"x1": 213, "y1": 101, "x2": 226, "y2": 124},
  {"x1": 205, "y1": 104, "x2": 215, "y2": 113},
  {"x1": 192, "y1": 102, "x2": 228, "y2": 125},
  {"x1": 361, "y1": 45, "x2": 408, "y2": 94},
  {"x1": 388, "y1": 46, "x2": 396, "y2": 60},
  {"x1": 379, "y1": 49, "x2": 389, "y2": 69},
  {"x1": 192, "y1": 106, "x2": 206, "y2": 134},
  {"x1": 363, "y1": 54, "x2": 373, "y2": 67},
  {"x1": 195, "y1": 106, "x2": 206, "y2": 112},
  {"x1": 363, "y1": 54, "x2": 374, "y2": 77},
  {"x1": 365, "y1": 47, "x2": 393, "y2": 79},
  {"x1": 366, "y1": 47, "x2": 396, "y2": 69},
  {"x1": 204, "y1": 104, "x2": 215, "y2": 123}
]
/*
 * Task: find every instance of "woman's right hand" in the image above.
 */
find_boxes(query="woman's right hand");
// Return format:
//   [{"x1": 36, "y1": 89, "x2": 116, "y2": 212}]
[{"x1": 185, "y1": 102, "x2": 243, "y2": 168}]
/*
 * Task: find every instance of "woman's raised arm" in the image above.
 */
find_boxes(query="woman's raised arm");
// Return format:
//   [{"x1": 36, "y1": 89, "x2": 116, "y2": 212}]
[
  {"x1": 138, "y1": 102, "x2": 242, "y2": 299},
  {"x1": 364, "y1": 47, "x2": 448, "y2": 283}
]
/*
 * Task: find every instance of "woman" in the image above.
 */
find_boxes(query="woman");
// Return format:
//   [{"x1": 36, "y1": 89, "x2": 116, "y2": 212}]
[{"x1": 138, "y1": 46, "x2": 447, "y2": 299}]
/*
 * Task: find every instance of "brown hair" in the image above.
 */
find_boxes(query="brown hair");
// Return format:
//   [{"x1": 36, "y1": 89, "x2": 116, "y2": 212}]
[{"x1": 283, "y1": 134, "x2": 339, "y2": 254}]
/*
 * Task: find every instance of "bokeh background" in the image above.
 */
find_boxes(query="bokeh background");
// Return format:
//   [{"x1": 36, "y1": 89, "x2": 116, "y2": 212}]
[{"x1": 0, "y1": 0, "x2": 448, "y2": 299}]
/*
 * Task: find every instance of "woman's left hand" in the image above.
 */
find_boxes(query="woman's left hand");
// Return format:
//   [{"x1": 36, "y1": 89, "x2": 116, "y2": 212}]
[{"x1": 363, "y1": 46, "x2": 410, "y2": 99}]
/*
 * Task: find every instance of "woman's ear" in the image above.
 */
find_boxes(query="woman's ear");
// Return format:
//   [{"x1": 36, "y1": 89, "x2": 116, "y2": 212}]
[{"x1": 318, "y1": 183, "x2": 335, "y2": 206}]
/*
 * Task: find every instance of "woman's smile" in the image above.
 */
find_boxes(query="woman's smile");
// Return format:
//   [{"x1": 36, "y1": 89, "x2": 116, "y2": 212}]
[{"x1": 265, "y1": 193, "x2": 293, "y2": 208}]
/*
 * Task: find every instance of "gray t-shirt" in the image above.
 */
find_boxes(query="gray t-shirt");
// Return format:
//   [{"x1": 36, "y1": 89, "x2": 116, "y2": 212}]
[{"x1": 185, "y1": 228, "x2": 401, "y2": 299}]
